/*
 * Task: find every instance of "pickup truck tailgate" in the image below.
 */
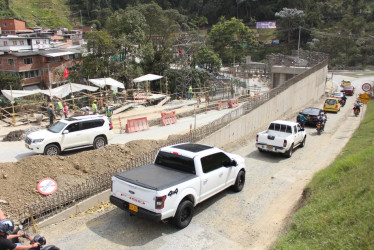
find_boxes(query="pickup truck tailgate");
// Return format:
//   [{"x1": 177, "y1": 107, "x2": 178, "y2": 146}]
[{"x1": 257, "y1": 131, "x2": 287, "y2": 147}]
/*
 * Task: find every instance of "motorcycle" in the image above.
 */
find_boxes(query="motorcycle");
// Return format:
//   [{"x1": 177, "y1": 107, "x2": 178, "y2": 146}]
[
  {"x1": 15, "y1": 225, "x2": 59, "y2": 250},
  {"x1": 316, "y1": 122, "x2": 322, "y2": 135},
  {"x1": 353, "y1": 107, "x2": 360, "y2": 117}
]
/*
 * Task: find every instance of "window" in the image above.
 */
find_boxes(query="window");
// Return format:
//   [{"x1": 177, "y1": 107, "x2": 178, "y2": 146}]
[
  {"x1": 268, "y1": 123, "x2": 292, "y2": 133},
  {"x1": 201, "y1": 152, "x2": 231, "y2": 173},
  {"x1": 12, "y1": 41, "x2": 17, "y2": 45},
  {"x1": 3, "y1": 41, "x2": 8, "y2": 46},
  {"x1": 46, "y1": 57, "x2": 59, "y2": 63},
  {"x1": 20, "y1": 41, "x2": 24, "y2": 45},
  {"x1": 22, "y1": 70, "x2": 39, "y2": 79},
  {"x1": 7, "y1": 59, "x2": 14, "y2": 66},
  {"x1": 81, "y1": 119, "x2": 104, "y2": 130},
  {"x1": 24, "y1": 57, "x2": 33, "y2": 64},
  {"x1": 155, "y1": 151, "x2": 195, "y2": 174},
  {"x1": 66, "y1": 122, "x2": 80, "y2": 133},
  {"x1": 2, "y1": 23, "x2": 6, "y2": 27}
]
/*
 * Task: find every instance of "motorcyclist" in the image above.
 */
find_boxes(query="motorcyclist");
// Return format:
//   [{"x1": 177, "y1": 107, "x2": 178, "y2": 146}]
[
  {"x1": 341, "y1": 94, "x2": 347, "y2": 106},
  {"x1": 0, "y1": 219, "x2": 40, "y2": 249},
  {"x1": 296, "y1": 112, "x2": 307, "y2": 129},
  {"x1": 353, "y1": 100, "x2": 362, "y2": 112},
  {"x1": 317, "y1": 112, "x2": 327, "y2": 131}
]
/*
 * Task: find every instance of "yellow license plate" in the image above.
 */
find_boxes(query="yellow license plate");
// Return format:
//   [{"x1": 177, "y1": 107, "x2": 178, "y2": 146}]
[
  {"x1": 129, "y1": 203, "x2": 138, "y2": 213},
  {"x1": 266, "y1": 145, "x2": 273, "y2": 149}
]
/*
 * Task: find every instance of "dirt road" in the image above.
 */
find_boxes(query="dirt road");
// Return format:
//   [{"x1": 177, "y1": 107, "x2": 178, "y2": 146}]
[{"x1": 33, "y1": 76, "x2": 370, "y2": 249}]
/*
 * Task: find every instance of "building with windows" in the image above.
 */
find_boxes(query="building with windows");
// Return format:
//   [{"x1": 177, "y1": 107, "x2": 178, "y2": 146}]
[
  {"x1": 0, "y1": 19, "x2": 33, "y2": 35},
  {"x1": 0, "y1": 35, "x2": 82, "y2": 89}
]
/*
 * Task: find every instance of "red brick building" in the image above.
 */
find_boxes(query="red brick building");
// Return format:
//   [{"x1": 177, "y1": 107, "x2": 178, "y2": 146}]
[
  {"x1": 0, "y1": 19, "x2": 33, "y2": 35},
  {"x1": 0, "y1": 49, "x2": 81, "y2": 89}
]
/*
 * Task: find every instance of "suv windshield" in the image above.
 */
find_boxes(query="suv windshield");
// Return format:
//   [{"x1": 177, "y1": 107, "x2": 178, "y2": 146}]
[{"x1": 48, "y1": 121, "x2": 68, "y2": 133}]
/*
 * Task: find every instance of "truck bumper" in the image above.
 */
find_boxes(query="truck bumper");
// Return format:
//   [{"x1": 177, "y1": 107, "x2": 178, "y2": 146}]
[
  {"x1": 256, "y1": 143, "x2": 287, "y2": 153},
  {"x1": 110, "y1": 195, "x2": 162, "y2": 221}
]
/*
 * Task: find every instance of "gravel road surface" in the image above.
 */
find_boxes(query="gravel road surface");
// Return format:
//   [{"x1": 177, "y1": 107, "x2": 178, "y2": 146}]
[{"x1": 31, "y1": 75, "x2": 372, "y2": 249}]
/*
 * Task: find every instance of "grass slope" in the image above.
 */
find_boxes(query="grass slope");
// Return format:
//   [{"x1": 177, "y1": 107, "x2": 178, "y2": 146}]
[
  {"x1": 274, "y1": 101, "x2": 374, "y2": 249},
  {"x1": 8, "y1": 0, "x2": 73, "y2": 29}
]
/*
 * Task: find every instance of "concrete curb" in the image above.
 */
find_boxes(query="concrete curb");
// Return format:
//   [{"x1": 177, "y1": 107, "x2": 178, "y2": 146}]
[{"x1": 37, "y1": 189, "x2": 110, "y2": 229}]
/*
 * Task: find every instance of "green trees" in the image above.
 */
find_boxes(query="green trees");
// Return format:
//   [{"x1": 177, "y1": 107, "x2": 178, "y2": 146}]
[{"x1": 208, "y1": 17, "x2": 257, "y2": 64}]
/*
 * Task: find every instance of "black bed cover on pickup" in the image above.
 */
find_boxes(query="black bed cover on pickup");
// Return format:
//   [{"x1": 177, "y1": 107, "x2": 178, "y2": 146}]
[{"x1": 114, "y1": 164, "x2": 197, "y2": 191}]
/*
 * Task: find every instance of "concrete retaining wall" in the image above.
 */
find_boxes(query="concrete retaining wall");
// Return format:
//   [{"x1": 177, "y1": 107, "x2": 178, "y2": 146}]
[{"x1": 199, "y1": 63, "x2": 328, "y2": 148}]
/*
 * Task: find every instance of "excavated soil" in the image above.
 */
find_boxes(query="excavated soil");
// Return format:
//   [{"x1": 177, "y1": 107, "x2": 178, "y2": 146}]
[{"x1": 0, "y1": 139, "x2": 167, "y2": 219}]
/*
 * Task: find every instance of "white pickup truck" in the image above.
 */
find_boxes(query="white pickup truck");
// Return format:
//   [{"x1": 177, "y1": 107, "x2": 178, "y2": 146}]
[
  {"x1": 256, "y1": 120, "x2": 306, "y2": 158},
  {"x1": 110, "y1": 143, "x2": 246, "y2": 229}
]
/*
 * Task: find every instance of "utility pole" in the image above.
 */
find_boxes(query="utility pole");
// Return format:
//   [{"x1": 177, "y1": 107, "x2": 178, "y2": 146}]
[
  {"x1": 80, "y1": 10, "x2": 83, "y2": 26},
  {"x1": 297, "y1": 26, "x2": 301, "y2": 57}
]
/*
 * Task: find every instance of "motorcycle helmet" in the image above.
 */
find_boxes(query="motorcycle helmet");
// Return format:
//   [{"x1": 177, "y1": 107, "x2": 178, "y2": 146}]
[{"x1": 0, "y1": 219, "x2": 14, "y2": 235}]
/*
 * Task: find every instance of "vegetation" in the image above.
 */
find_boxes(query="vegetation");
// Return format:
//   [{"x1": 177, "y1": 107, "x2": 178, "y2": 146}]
[{"x1": 274, "y1": 100, "x2": 374, "y2": 249}]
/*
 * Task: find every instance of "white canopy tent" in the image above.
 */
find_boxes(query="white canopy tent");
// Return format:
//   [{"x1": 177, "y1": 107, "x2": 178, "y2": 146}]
[
  {"x1": 133, "y1": 74, "x2": 163, "y2": 83},
  {"x1": 1, "y1": 83, "x2": 99, "y2": 101},
  {"x1": 88, "y1": 78, "x2": 125, "y2": 89}
]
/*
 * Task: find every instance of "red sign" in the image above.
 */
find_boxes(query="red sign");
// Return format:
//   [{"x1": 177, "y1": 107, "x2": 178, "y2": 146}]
[
  {"x1": 362, "y1": 83, "x2": 372, "y2": 92},
  {"x1": 37, "y1": 178, "x2": 57, "y2": 195}
]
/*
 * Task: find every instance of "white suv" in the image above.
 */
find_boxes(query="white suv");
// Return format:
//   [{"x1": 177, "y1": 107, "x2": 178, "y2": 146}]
[{"x1": 25, "y1": 115, "x2": 114, "y2": 156}]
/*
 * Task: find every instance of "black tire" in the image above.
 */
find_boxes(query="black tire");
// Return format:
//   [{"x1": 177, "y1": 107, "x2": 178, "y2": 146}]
[
  {"x1": 300, "y1": 136, "x2": 306, "y2": 147},
  {"x1": 93, "y1": 136, "x2": 106, "y2": 149},
  {"x1": 44, "y1": 144, "x2": 60, "y2": 156},
  {"x1": 232, "y1": 170, "x2": 245, "y2": 192},
  {"x1": 258, "y1": 148, "x2": 264, "y2": 153},
  {"x1": 173, "y1": 200, "x2": 194, "y2": 229},
  {"x1": 285, "y1": 144, "x2": 293, "y2": 158}
]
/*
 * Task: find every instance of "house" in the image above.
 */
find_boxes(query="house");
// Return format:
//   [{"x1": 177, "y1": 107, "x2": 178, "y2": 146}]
[{"x1": 0, "y1": 19, "x2": 33, "y2": 35}]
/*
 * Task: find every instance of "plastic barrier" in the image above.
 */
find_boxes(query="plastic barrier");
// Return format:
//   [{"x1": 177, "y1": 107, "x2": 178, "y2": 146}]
[
  {"x1": 216, "y1": 100, "x2": 230, "y2": 110},
  {"x1": 161, "y1": 110, "x2": 177, "y2": 126},
  {"x1": 134, "y1": 92, "x2": 146, "y2": 103},
  {"x1": 229, "y1": 98, "x2": 238, "y2": 108},
  {"x1": 125, "y1": 117, "x2": 149, "y2": 133}
]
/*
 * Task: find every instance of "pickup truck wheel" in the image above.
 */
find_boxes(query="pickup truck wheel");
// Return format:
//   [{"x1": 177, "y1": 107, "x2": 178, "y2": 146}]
[
  {"x1": 285, "y1": 144, "x2": 293, "y2": 158},
  {"x1": 93, "y1": 136, "x2": 106, "y2": 149},
  {"x1": 173, "y1": 200, "x2": 194, "y2": 229},
  {"x1": 232, "y1": 170, "x2": 245, "y2": 192},
  {"x1": 258, "y1": 148, "x2": 264, "y2": 153},
  {"x1": 44, "y1": 144, "x2": 60, "y2": 156},
  {"x1": 300, "y1": 136, "x2": 306, "y2": 147}
]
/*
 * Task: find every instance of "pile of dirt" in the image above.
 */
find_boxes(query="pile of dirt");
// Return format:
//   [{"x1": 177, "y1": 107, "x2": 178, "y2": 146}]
[
  {"x1": 2, "y1": 127, "x2": 41, "y2": 142},
  {"x1": 0, "y1": 139, "x2": 167, "y2": 219}
]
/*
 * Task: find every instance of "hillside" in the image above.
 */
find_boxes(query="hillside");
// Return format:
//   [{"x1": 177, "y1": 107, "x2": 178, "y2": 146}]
[{"x1": 0, "y1": 0, "x2": 74, "y2": 29}]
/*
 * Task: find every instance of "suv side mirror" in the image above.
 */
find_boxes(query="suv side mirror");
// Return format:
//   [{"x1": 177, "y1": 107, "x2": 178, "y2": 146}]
[
  {"x1": 223, "y1": 159, "x2": 237, "y2": 167},
  {"x1": 62, "y1": 130, "x2": 69, "y2": 134}
]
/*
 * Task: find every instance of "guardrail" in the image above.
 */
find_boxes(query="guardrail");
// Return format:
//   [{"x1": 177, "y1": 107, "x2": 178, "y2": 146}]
[{"x1": 16, "y1": 58, "x2": 328, "y2": 228}]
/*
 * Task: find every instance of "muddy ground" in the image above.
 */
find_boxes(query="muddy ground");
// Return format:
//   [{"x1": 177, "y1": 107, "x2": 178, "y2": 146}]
[{"x1": 0, "y1": 139, "x2": 168, "y2": 220}]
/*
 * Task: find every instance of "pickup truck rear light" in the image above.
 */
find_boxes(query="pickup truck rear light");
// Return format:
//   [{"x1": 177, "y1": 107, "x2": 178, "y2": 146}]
[
  {"x1": 256, "y1": 134, "x2": 258, "y2": 142},
  {"x1": 155, "y1": 195, "x2": 166, "y2": 209},
  {"x1": 109, "y1": 123, "x2": 113, "y2": 130},
  {"x1": 283, "y1": 140, "x2": 287, "y2": 147}
]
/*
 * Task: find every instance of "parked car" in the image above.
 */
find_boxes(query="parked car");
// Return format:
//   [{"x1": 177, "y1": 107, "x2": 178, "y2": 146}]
[
  {"x1": 25, "y1": 115, "x2": 114, "y2": 156},
  {"x1": 323, "y1": 97, "x2": 341, "y2": 113},
  {"x1": 341, "y1": 79, "x2": 351, "y2": 87},
  {"x1": 256, "y1": 120, "x2": 306, "y2": 158},
  {"x1": 343, "y1": 86, "x2": 355, "y2": 96},
  {"x1": 110, "y1": 143, "x2": 246, "y2": 229},
  {"x1": 299, "y1": 107, "x2": 324, "y2": 126}
]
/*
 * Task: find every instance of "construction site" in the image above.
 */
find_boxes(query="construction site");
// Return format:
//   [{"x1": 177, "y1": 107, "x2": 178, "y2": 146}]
[{"x1": 0, "y1": 50, "x2": 327, "y2": 226}]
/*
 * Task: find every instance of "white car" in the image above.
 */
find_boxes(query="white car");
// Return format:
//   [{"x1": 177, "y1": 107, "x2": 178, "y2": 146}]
[
  {"x1": 25, "y1": 115, "x2": 114, "y2": 156},
  {"x1": 256, "y1": 120, "x2": 306, "y2": 158},
  {"x1": 110, "y1": 143, "x2": 246, "y2": 229}
]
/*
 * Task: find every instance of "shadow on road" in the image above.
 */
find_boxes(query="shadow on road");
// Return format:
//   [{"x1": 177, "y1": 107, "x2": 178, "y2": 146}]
[{"x1": 85, "y1": 189, "x2": 234, "y2": 247}]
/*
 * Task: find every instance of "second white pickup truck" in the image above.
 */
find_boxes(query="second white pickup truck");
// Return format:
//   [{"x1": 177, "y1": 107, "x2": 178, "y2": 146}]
[
  {"x1": 110, "y1": 143, "x2": 246, "y2": 229},
  {"x1": 256, "y1": 120, "x2": 306, "y2": 158}
]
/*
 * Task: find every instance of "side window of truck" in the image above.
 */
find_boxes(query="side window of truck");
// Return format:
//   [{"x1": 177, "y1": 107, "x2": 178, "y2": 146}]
[{"x1": 201, "y1": 152, "x2": 231, "y2": 173}]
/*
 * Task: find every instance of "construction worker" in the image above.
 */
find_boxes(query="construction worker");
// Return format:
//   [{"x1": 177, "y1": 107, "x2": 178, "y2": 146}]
[
  {"x1": 105, "y1": 105, "x2": 113, "y2": 122},
  {"x1": 57, "y1": 98, "x2": 63, "y2": 117},
  {"x1": 92, "y1": 100, "x2": 98, "y2": 115},
  {"x1": 63, "y1": 102, "x2": 69, "y2": 118},
  {"x1": 188, "y1": 85, "x2": 193, "y2": 100},
  {"x1": 47, "y1": 103, "x2": 54, "y2": 125},
  {"x1": 211, "y1": 84, "x2": 216, "y2": 97},
  {"x1": 112, "y1": 89, "x2": 118, "y2": 103}
]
